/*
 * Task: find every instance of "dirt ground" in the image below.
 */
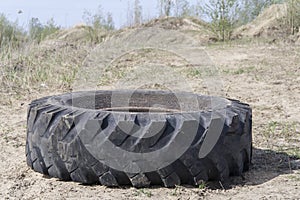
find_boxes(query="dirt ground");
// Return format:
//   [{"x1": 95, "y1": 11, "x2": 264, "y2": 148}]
[{"x1": 0, "y1": 39, "x2": 299, "y2": 199}]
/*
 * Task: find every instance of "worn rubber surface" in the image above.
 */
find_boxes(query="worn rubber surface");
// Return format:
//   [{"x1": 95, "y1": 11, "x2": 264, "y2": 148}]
[{"x1": 26, "y1": 90, "x2": 252, "y2": 187}]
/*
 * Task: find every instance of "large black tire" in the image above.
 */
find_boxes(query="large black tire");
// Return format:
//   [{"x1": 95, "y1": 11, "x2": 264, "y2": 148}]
[{"x1": 26, "y1": 90, "x2": 252, "y2": 188}]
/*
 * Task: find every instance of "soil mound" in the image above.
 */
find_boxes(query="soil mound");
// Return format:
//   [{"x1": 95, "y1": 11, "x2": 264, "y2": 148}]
[
  {"x1": 233, "y1": 4, "x2": 288, "y2": 39},
  {"x1": 140, "y1": 17, "x2": 216, "y2": 43}
]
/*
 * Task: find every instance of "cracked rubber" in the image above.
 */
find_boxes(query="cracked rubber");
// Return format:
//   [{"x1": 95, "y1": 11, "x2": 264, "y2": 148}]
[{"x1": 26, "y1": 90, "x2": 252, "y2": 187}]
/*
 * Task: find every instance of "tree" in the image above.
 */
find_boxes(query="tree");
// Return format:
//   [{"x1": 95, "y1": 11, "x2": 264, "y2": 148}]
[
  {"x1": 174, "y1": 0, "x2": 191, "y2": 17},
  {"x1": 158, "y1": 0, "x2": 174, "y2": 17},
  {"x1": 158, "y1": 0, "x2": 194, "y2": 17},
  {"x1": 126, "y1": 1, "x2": 134, "y2": 26},
  {"x1": 201, "y1": 0, "x2": 240, "y2": 41},
  {"x1": 105, "y1": 12, "x2": 115, "y2": 30},
  {"x1": 286, "y1": 0, "x2": 300, "y2": 34},
  {"x1": 134, "y1": 0, "x2": 143, "y2": 25},
  {"x1": 83, "y1": 5, "x2": 115, "y2": 30}
]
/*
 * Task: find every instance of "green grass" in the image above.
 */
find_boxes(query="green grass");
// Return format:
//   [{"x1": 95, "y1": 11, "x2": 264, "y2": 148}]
[
  {"x1": 206, "y1": 37, "x2": 278, "y2": 48},
  {"x1": 287, "y1": 174, "x2": 300, "y2": 182},
  {"x1": 133, "y1": 188, "x2": 152, "y2": 197},
  {"x1": 222, "y1": 66, "x2": 256, "y2": 75},
  {"x1": 186, "y1": 68, "x2": 202, "y2": 78},
  {"x1": 286, "y1": 148, "x2": 300, "y2": 159},
  {"x1": 140, "y1": 188, "x2": 152, "y2": 197}
]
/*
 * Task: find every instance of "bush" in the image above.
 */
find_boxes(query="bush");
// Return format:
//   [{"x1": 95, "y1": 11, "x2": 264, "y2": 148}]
[
  {"x1": 0, "y1": 14, "x2": 25, "y2": 50},
  {"x1": 82, "y1": 6, "x2": 115, "y2": 43},
  {"x1": 82, "y1": 6, "x2": 115, "y2": 31},
  {"x1": 29, "y1": 18, "x2": 60, "y2": 43}
]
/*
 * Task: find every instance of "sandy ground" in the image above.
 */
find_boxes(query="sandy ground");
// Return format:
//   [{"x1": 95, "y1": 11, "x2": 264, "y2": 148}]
[{"x1": 0, "y1": 42, "x2": 300, "y2": 199}]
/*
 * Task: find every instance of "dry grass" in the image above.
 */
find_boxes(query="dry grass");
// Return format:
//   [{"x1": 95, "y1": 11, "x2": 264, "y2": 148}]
[{"x1": 0, "y1": 38, "x2": 93, "y2": 105}]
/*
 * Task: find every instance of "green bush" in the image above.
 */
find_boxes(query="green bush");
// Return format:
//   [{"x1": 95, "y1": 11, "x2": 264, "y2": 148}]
[
  {"x1": 0, "y1": 14, "x2": 25, "y2": 50},
  {"x1": 82, "y1": 6, "x2": 115, "y2": 43}
]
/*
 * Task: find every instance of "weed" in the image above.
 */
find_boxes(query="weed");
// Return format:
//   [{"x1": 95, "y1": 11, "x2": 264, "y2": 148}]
[
  {"x1": 225, "y1": 66, "x2": 256, "y2": 75},
  {"x1": 139, "y1": 188, "x2": 152, "y2": 197},
  {"x1": 171, "y1": 186, "x2": 179, "y2": 196},
  {"x1": 263, "y1": 121, "x2": 300, "y2": 155},
  {"x1": 186, "y1": 68, "x2": 202, "y2": 78},
  {"x1": 60, "y1": 65, "x2": 80, "y2": 89},
  {"x1": 198, "y1": 181, "x2": 207, "y2": 190},
  {"x1": 287, "y1": 174, "x2": 300, "y2": 182},
  {"x1": 264, "y1": 121, "x2": 298, "y2": 139},
  {"x1": 286, "y1": 148, "x2": 300, "y2": 159}
]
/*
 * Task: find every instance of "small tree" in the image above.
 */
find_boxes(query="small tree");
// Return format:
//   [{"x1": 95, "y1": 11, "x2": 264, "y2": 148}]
[
  {"x1": 83, "y1": 6, "x2": 115, "y2": 43},
  {"x1": 201, "y1": 0, "x2": 239, "y2": 41}
]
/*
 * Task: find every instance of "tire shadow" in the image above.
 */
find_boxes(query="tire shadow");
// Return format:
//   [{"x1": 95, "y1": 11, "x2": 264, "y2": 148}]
[{"x1": 207, "y1": 148, "x2": 300, "y2": 190}]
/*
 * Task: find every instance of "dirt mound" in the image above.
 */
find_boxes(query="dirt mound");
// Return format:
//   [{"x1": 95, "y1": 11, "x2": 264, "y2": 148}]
[
  {"x1": 49, "y1": 24, "x2": 104, "y2": 43},
  {"x1": 143, "y1": 17, "x2": 206, "y2": 30},
  {"x1": 42, "y1": 24, "x2": 109, "y2": 47},
  {"x1": 36, "y1": 24, "x2": 109, "y2": 60},
  {"x1": 141, "y1": 17, "x2": 216, "y2": 43},
  {"x1": 233, "y1": 4, "x2": 289, "y2": 39},
  {"x1": 55, "y1": 24, "x2": 106, "y2": 43}
]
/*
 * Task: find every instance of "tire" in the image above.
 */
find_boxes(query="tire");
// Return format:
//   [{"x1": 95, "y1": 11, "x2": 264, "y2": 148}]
[{"x1": 26, "y1": 90, "x2": 252, "y2": 188}]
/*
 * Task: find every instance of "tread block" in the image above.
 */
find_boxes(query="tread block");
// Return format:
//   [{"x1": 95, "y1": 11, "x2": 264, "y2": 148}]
[
  {"x1": 193, "y1": 171, "x2": 209, "y2": 185},
  {"x1": 129, "y1": 174, "x2": 151, "y2": 188},
  {"x1": 99, "y1": 171, "x2": 119, "y2": 187},
  {"x1": 92, "y1": 162, "x2": 109, "y2": 177},
  {"x1": 70, "y1": 167, "x2": 98, "y2": 184},
  {"x1": 189, "y1": 161, "x2": 206, "y2": 176},
  {"x1": 31, "y1": 147, "x2": 48, "y2": 175},
  {"x1": 162, "y1": 172, "x2": 181, "y2": 187}
]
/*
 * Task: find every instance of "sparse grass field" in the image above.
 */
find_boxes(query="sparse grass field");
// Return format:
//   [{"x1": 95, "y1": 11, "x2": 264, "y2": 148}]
[{"x1": 0, "y1": 22, "x2": 299, "y2": 200}]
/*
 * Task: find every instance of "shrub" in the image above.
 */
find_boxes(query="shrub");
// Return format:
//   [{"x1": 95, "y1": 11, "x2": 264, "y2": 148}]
[
  {"x1": 0, "y1": 14, "x2": 25, "y2": 50},
  {"x1": 29, "y1": 18, "x2": 60, "y2": 43}
]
